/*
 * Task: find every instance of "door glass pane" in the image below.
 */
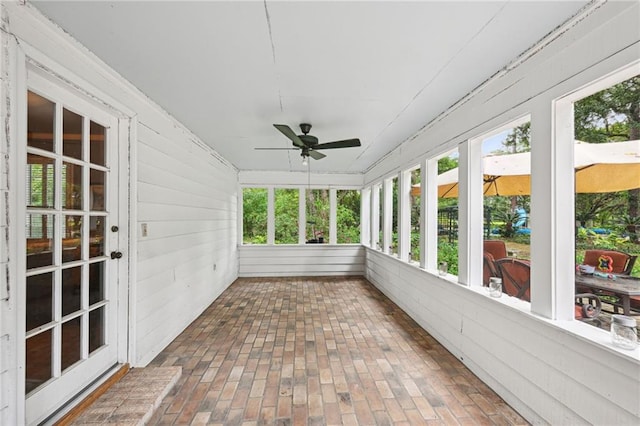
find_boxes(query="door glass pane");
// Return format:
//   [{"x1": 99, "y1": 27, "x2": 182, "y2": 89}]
[
  {"x1": 62, "y1": 266, "x2": 81, "y2": 317},
  {"x1": 89, "y1": 216, "x2": 105, "y2": 258},
  {"x1": 26, "y1": 273, "x2": 53, "y2": 331},
  {"x1": 63, "y1": 108, "x2": 82, "y2": 160},
  {"x1": 61, "y1": 317, "x2": 81, "y2": 372},
  {"x1": 26, "y1": 214, "x2": 54, "y2": 269},
  {"x1": 90, "y1": 169, "x2": 105, "y2": 211},
  {"x1": 89, "y1": 307, "x2": 105, "y2": 354},
  {"x1": 90, "y1": 121, "x2": 105, "y2": 166},
  {"x1": 26, "y1": 330, "x2": 52, "y2": 394},
  {"x1": 62, "y1": 162, "x2": 83, "y2": 210},
  {"x1": 89, "y1": 262, "x2": 105, "y2": 305},
  {"x1": 27, "y1": 154, "x2": 55, "y2": 208},
  {"x1": 27, "y1": 91, "x2": 55, "y2": 152},
  {"x1": 62, "y1": 215, "x2": 82, "y2": 263}
]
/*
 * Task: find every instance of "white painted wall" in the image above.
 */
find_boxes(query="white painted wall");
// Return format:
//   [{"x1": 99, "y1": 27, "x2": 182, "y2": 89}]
[
  {"x1": 364, "y1": 2, "x2": 640, "y2": 424},
  {"x1": 0, "y1": 25, "x2": 19, "y2": 425},
  {"x1": 239, "y1": 245, "x2": 365, "y2": 277},
  {"x1": 0, "y1": 3, "x2": 239, "y2": 423},
  {"x1": 133, "y1": 122, "x2": 238, "y2": 366},
  {"x1": 366, "y1": 250, "x2": 640, "y2": 424}
]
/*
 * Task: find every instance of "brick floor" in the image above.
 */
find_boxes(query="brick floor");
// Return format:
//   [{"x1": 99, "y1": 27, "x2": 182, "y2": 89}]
[{"x1": 147, "y1": 276, "x2": 529, "y2": 425}]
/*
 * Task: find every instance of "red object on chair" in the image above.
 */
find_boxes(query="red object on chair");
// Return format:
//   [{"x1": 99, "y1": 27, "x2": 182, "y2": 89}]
[{"x1": 582, "y1": 250, "x2": 637, "y2": 275}]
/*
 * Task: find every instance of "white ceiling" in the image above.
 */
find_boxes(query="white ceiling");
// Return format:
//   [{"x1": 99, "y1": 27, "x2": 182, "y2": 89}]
[{"x1": 31, "y1": 1, "x2": 589, "y2": 174}]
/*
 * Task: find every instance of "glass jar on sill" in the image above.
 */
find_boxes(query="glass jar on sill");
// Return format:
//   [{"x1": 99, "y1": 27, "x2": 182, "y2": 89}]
[
  {"x1": 611, "y1": 315, "x2": 638, "y2": 350},
  {"x1": 438, "y1": 261, "x2": 448, "y2": 276}
]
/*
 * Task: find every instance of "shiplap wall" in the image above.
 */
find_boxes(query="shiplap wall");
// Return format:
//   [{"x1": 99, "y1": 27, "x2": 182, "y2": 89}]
[
  {"x1": 134, "y1": 123, "x2": 238, "y2": 366},
  {"x1": 366, "y1": 250, "x2": 640, "y2": 424},
  {"x1": 0, "y1": 28, "x2": 14, "y2": 423},
  {"x1": 239, "y1": 245, "x2": 364, "y2": 277}
]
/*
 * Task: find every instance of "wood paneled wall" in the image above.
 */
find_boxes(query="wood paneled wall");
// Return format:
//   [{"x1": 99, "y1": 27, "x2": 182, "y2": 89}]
[
  {"x1": 134, "y1": 123, "x2": 238, "y2": 366},
  {"x1": 239, "y1": 245, "x2": 365, "y2": 277},
  {"x1": 366, "y1": 249, "x2": 640, "y2": 424}
]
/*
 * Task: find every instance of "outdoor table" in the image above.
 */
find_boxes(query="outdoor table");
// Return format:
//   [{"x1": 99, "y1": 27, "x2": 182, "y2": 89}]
[{"x1": 575, "y1": 273, "x2": 640, "y2": 316}]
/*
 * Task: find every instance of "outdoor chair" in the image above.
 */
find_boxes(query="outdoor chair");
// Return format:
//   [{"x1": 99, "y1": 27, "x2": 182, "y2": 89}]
[
  {"x1": 494, "y1": 258, "x2": 603, "y2": 321},
  {"x1": 483, "y1": 252, "x2": 500, "y2": 287},
  {"x1": 582, "y1": 249, "x2": 637, "y2": 275},
  {"x1": 495, "y1": 258, "x2": 531, "y2": 301},
  {"x1": 484, "y1": 240, "x2": 508, "y2": 261}
]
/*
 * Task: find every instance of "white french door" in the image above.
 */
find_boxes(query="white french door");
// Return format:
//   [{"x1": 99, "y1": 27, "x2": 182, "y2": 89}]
[{"x1": 23, "y1": 71, "x2": 122, "y2": 425}]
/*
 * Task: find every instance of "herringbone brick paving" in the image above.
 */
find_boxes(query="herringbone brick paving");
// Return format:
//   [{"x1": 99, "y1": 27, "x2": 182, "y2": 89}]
[{"x1": 148, "y1": 276, "x2": 528, "y2": 425}]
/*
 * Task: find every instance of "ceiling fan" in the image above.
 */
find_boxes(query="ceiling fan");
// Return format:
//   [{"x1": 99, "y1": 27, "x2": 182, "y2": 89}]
[{"x1": 256, "y1": 123, "x2": 361, "y2": 164}]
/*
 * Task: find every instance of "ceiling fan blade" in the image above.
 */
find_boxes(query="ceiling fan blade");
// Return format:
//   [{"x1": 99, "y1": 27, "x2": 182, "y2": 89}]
[
  {"x1": 308, "y1": 150, "x2": 326, "y2": 160},
  {"x1": 313, "y1": 138, "x2": 361, "y2": 150},
  {"x1": 273, "y1": 124, "x2": 305, "y2": 148},
  {"x1": 254, "y1": 147, "x2": 298, "y2": 150}
]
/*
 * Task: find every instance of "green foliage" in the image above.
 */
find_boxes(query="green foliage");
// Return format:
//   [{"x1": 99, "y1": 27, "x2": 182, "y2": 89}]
[
  {"x1": 307, "y1": 189, "x2": 329, "y2": 241},
  {"x1": 574, "y1": 75, "x2": 640, "y2": 241},
  {"x1": 337, "y1": 190, "x2": 360, "y2": 243},
  {"x1": 501, "y1": 122, "x2": 531, "y2": 153},
  {"x1": 438, "y1": 156, "x2": 458, "y2": 174},
  {"x1": 275, "y1": 188, "x2": 298, "y2": 244},
  {"x1": 496, "y1": 210, "x2": 521, "y2": 238},
  {"x1": 575, "y1": 76, "x2": 640, "y2": 143},
  {"x1": 410, "y1": 231, "x2": 420, "y2": 262},
  {"x1": 575, "y1": 228, "x2": 633, "y2": 251},
  {"x1": 242, "y1": 188, "x2": 267, "y2": 244},
  {"x1": 437, "y1": 241, "x2": 458, "y2": 275}
]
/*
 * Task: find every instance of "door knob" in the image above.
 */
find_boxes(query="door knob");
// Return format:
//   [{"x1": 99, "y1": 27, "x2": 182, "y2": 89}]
[{"x1": 110, "y1": 251, "x2": 123, "y2": 259}]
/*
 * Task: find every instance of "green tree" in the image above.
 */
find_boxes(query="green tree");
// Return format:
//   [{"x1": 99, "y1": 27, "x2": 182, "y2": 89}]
[
  {"x1": 242, "y1": 188, "x2": 267, "y2": 244},
  {"x1": 502, "y1": 122, "x2": 531, "y2": 153},
  {"x1": 275, "y1": 188, "x2": 298, "y2": 244},
  {"x1": 575, "y1": 75, "x2": 640, "y2": 239},
  {"x1": 337, "y1": 190, "x2": 360, "y2": 243}
]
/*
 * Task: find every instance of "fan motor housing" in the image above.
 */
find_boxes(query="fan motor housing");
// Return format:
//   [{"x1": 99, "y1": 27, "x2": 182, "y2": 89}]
[{"x1": 299, "y1": 134, "x2": 319, "y2": 146}]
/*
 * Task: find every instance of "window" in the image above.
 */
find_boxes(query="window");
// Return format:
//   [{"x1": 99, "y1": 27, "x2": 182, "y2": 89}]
[
  {"x1": 337, "y1": 189, "x2": 360, "y2": 243},
  {"x1": 275, "y1": 188, "x2": 298, "y2": 244},
  {"x1": 371, "y1": 184, "x2": 381, "y2": 250},
  {"x1": 391, "y1": 177, "x2": 398, "y2": 255},
  {"x1": 409, "y1": 167, "x2": 420, "y2": 262},
  {"x1": 573, "y1": 74, "x2": 639, "y2": 325},
  {"x1": 242, "y1": 188, "x2": 267, "y2": 244},
  {"x1": 306, "y1": 189, "x2": 329, "y2": 243},
  {"x1": 480, "y1": 120, "x2": 532, "y2": 298},
  {"x1": 437, "y1": 150, "x2": 459, "y2": 276}
]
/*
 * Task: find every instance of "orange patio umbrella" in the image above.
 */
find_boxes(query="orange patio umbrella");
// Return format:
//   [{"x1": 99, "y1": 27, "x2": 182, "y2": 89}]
[{"x1": 410, "y1": 140, "x2": 640, "y2": 198}]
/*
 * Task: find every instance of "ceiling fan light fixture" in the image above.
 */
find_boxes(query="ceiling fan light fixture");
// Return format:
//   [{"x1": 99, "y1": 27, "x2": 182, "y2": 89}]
[{"x1": 301, "y1": 154, "x2": 309, "y2": 166}]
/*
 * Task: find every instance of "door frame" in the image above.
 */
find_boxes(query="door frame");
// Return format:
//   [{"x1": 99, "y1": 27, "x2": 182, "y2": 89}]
[{"x1": 12, "y1": 44, "x2": 135, "y2": 424}]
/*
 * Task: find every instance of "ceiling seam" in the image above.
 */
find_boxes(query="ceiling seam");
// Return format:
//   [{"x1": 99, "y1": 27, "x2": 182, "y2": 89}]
[
  {"x1": 354, "y1": 1, "x2": 510, "y2": 164},
  {"x1": 263, "y1": 0, "x2": 277, "y2": 64},
  {"x1": 363, "y1": 0, "x2": 605, "y2": 176}
]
